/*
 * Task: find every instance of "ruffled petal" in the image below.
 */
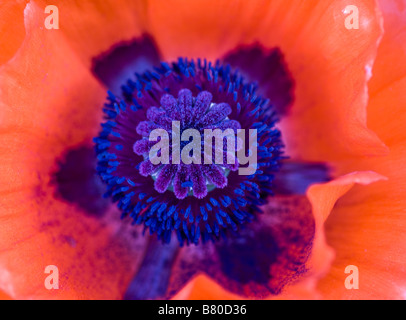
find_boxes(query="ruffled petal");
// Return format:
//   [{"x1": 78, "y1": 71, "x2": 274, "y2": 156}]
[
  {"x1": 318, "y1": 0, "x2": 406, "y2": 299},
  {"x1": 368, "y1": 0, "x2": 406, "y2": 147},
  {"x1": 317, "y1": 168, "x2": 405, "y2": 299},
  {"x1": 256, "y1": 0, "x2": 388, "y2": 161},
  {"x1": 306, "y1": 171, "x2": 387, "y2": 298},
  {"x1": 0, "y1": 0, "x2": 399, "y2": 301},
  {"x1": 176, "y1": 172, "x2": 386, "y2": 299},
  {"x1": 0, "y1": 2, "x2": 147, "y2": 299},
  {"x1": 146, "y1": 0, "x2": 388, "y2": 161}
]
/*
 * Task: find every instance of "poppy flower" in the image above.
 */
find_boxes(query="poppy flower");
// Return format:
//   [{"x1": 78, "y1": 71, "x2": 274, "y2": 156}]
[{"x1": 0, "y1": 0, "x2": 404, "y2": 300}]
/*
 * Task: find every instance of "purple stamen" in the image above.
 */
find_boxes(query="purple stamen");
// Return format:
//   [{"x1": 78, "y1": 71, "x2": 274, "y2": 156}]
[{"x1": 94, "y1": 58, "x2": 284, "y2": 245}]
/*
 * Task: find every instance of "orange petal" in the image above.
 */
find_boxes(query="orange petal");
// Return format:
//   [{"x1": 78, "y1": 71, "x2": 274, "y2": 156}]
[
  {"x1": 317, "y1": 138, "x2": 406, "y2": 298},
  {"x1": 32, "y1": 0, "x2": 147, "y2": 67},
  {"x1": 368, "y1": 0, "x2": 406, "y2": 147},
  {"x1": 179, "y1": 172, "x2": 385, "y2": 300},
  {"x1": 318, "y1": 0, "x2": 406, "y2": 299},
  {"x1": 259, "y1": 0, "x2": 389, "y2": 161},
  {"x1": 307, "y1": 172, "x2": 387, "y2": 278},
  {"x1": 146, "y1": 0, "x2": 274, "y2": 61},
  {"x1": 0, "y1": 2, "x2": 146, "y2": 299},
  {"x1": 146, "y1": 0, "x2": 388, "y2": 161},
  {"x1": 317, "y1": 165, "x2": 406, "y2": 299},
  {"x1": 0, "y1": 0, "x2": 27, "y2": 66},
  {"x1": 0, "y1": 290, "x2": 11, "y2": 300},
  {"x1": 166, "y1": 195, "x2": 315, "y2": 299},
  {"x1": 185, "y1": 275, "x2": 242, "y2": 300},
  {"x1": 273, "y1": 172, "x2": 386, "y2": 299}
]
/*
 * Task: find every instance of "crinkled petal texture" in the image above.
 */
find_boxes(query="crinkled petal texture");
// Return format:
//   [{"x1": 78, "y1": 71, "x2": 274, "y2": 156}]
[
  {"x1": 0, "y1": 2, "x2": 147, "y2": 299},
  {"x1": 317, "y1": 0, "x2": 406, "y2": 300},
  {"x1": 163, "y1": 195, "x2": 316, "y2": 299},
  {"x1": 184, "y1": 172, "x2": 386, "y2": 300},
  {"x1": 145, "y1": 0, "x2": 388, "y2": 161},
  {"x1": 0, "y1": 0, "x2": 396, "y2": 300},
  {"x1": 144, "y1": 0, "x2": 391, "y2": 298}
]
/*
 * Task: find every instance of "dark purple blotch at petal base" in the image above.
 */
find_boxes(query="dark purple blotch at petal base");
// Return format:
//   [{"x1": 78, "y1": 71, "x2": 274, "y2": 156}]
[
  {"x1": 53, "y1": 146, "x2": 110, "y2": 217},
  {"x1": 273, "y1": 161, "x2": 331, "y2": 195},
  {"x1": 223, "y1": 43, "x2": 295, "y2": 116},
  {"x1": 147, "y1": 195, "x2": 315, "y2": 299},
  {"x1": 216, "y1": 228, "x2": 278, "y2": 285},
  {"x1": 89, "y1": 35, "x2": 325, "y2": 299},
  {"x1": 92, "y1": 34, "x2": 161, "y2": 96}
]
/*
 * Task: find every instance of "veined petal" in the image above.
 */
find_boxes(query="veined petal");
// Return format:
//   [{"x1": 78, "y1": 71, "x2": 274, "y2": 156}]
[
  {"x1": 257, "y1": 0, "x2": 388, "y2": 161},
  {"x1": 306, "y1": 170, "x2": 387, "y2": 296},
  {"x1": 318, "y1": 0, "x2": 406, "y2": 299},
  {"x1": 177, "y1": 172, "x2": 386, "y2": 299},
  {"x1": 167, "y1": 195, "x2": 316, "y2": 299},
  {"x1": 0, "y1": 2, "x2": 146, "y2": 299},
  {"x1": 146, "y1": 0, "x2": 388, "y2": 161},
  {"x1": 317, "y1": 167, "x2": 405, "y2": 299}
]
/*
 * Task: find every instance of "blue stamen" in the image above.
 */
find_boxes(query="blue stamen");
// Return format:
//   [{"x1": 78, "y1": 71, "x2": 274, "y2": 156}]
[{"x1": 94, "y1": 58, "x2": 284, "y2": 245}]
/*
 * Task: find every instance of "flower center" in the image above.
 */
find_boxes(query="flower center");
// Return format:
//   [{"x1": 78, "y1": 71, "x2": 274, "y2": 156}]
[
  {"x1": 94, "y1": 58, "x2": 284, "y2": 245},
  {"x1": 133, "y1": 89, "x2": 241, "y2": 199}
]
